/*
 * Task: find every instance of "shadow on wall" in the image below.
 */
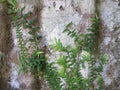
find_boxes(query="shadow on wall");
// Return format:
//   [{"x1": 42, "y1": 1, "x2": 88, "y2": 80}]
[{"x1": 0, "y1": 3, "x2": 13, "y2": 90}]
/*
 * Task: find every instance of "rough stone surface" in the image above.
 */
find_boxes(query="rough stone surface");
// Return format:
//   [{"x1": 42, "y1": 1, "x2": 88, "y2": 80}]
[
  {"x1": 100, "y1": 0, "x2": 120, "y2": 90},
  {"x1": 0, "y1": 3, "x2": 13, "y2": 90},
  {"x1": 0, "y1": 0, "x2": 120, "y2": 90}
]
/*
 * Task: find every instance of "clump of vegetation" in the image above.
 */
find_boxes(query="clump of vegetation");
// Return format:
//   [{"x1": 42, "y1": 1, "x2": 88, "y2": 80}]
[
  {"x1": 50, "y1": 16, "x2": 107, "y2": 90},
  {"x1": 1, "y1": 0, "x2": 107, "y2": 90},
  {"x1": 0, "y1": 0, "x2": 45, "y2": 75}
]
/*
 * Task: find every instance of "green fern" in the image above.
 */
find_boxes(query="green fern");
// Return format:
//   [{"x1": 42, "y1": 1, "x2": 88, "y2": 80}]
[
  {"x1": 44, "y1": 63, "x2": 62, "y2": 90},
  {"x1": 8, "y1": 0, "x2": 45, "y2": 75},
  {"x1": 50, "y1": 38, "x2": 66, "y2": 52},
  {"x1": 7, "y1": 0, "x2": 107, "y2": 90},
  {"x1": 50, "y1": 14, "x2": 106, "y2": 90}
]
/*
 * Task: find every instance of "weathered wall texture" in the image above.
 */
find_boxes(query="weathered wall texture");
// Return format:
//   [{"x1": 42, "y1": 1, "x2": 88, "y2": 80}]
[
  {"x1": 0, "y1": 3, "x2": 13, "y2": 90},
  {"x1": 41, "y1": 0, "x2": 95, "y2": 64},
  {"x1": 0, "y1": 0, "x2": 120, "y2": 90},
  {"x1": 100, "y1": 0, "x2": 120, "y2": 90}
]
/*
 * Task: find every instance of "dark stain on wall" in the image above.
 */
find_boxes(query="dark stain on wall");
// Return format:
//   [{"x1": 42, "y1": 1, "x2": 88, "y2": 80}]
[{"x1": 0, "y1": 2, "x2": 13, "y2": 90}]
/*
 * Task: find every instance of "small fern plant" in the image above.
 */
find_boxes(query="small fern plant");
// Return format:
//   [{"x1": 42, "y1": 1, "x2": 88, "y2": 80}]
[
  {"x1": 7, "y1": 0, "x2": 29, "y2": 72},
  {"x1": 7, "y1": 0, "x2": 46, "y2": 75},
  {"x1": 50, "y1": 38, "x2": 89, "y2": 90},
  {"x1": 50, "y1": 15, "x2": 107, "y2": 90}
]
